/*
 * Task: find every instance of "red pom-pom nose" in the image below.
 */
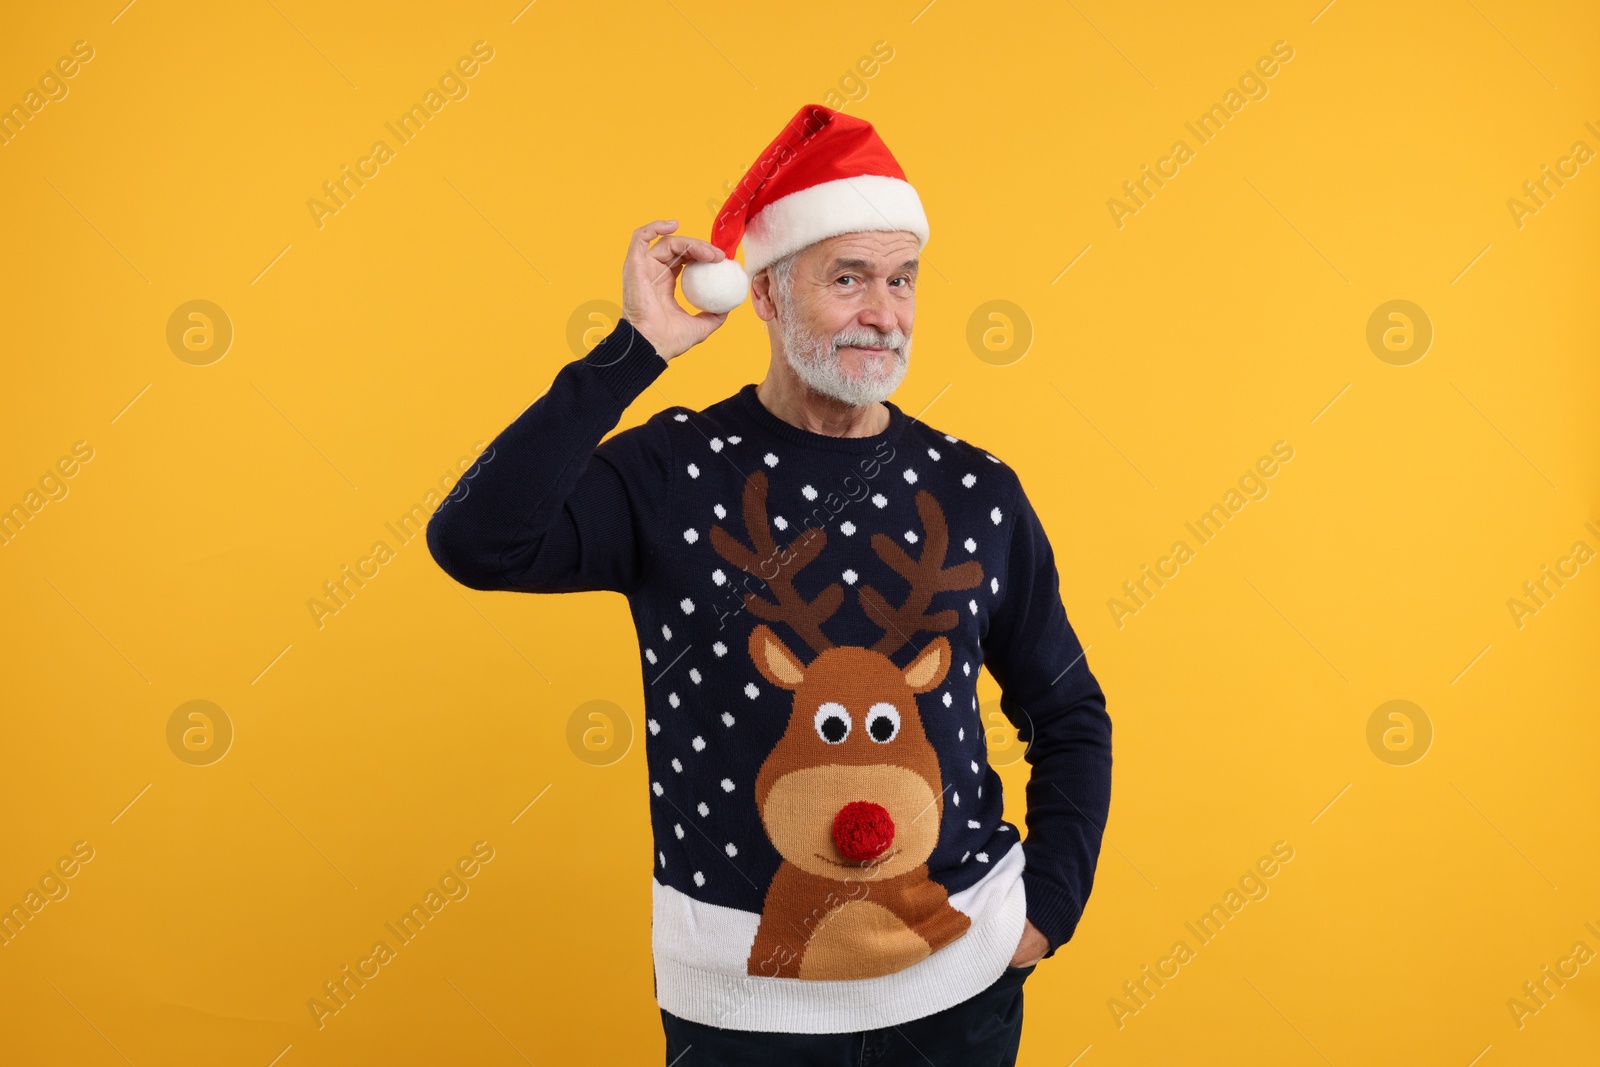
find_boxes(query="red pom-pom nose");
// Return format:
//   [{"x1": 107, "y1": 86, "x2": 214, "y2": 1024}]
[{"x1": 832, "y1": 800, "x2": 895, "y2": 862}]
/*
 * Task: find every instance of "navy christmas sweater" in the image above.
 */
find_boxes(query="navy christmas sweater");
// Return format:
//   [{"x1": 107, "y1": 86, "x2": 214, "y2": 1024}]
[{"x1": 426, "y1": 319, "x2": 1112, "y2": 1033}]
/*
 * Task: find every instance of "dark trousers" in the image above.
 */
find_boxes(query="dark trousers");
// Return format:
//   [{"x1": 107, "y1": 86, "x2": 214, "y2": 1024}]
[{"x1": 661, "y1": 962, "x2": 1036, "y2": 1066}]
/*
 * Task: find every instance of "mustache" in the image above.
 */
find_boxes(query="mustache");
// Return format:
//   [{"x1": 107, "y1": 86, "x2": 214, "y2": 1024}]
[{"x1": 832, "y1": 327, "x2": 908, "y2": 352}]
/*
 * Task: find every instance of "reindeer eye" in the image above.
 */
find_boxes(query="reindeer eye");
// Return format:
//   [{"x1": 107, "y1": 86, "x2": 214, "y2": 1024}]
[
  {"x1": 866, "y1": 703, "x2": 900, "y2": 743},
  {"x1": 814, "y1": 702, "x2": 850, "y2": 744}
]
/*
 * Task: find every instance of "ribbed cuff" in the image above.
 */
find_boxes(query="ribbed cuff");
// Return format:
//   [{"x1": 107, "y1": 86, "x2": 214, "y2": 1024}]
[
  {"x1": 582, "y1": 317, "x2": 667, "y2": 403},
  {"x1": 1021, "y1": 859, "x2": 1083, "y2": 960}
]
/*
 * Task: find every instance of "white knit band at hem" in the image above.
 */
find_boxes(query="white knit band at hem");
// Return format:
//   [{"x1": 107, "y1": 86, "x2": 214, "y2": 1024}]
[
  {"x1": 651, "y1": 839, "x2": 1027, "y2": 1034},
  {"x1": 740, "y1": 174, "x2": 930, "y2": 277}
]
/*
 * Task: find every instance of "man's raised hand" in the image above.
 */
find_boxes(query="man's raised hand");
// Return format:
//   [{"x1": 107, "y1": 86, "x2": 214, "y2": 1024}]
[{"x1": 621, "y1": 220, "x2": 728, "y2": 361}]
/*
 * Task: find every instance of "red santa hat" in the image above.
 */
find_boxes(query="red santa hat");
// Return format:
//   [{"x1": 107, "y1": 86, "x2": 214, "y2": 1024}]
[{"x1": 680, "y1": 103, "x2": 930, "y2": 314}]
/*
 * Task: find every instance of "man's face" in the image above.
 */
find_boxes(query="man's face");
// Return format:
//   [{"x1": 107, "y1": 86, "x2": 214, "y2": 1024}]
[{"x1": 761, "y1": 230, "x2": 919, "y2": 407}]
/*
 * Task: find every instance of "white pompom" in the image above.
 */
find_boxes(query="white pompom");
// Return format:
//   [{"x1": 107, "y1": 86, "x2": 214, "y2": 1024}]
[{"x1": 681, "y1": 258, "x2": 749, "y2": 314}]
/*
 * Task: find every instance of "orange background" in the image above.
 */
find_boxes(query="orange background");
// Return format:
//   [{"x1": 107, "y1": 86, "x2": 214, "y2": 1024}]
[{"x1": 1, "y1": 1, "x2": 1596, "y2": 1063}]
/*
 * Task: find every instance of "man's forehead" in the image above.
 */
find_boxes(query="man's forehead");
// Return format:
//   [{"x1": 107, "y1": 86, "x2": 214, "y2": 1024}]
[
  {"x1": 823, "y1": 255, "x2": 920, "y2": 273},
  {"x1": 807, "y1": 232, "x2": 921, "y2": 272}
]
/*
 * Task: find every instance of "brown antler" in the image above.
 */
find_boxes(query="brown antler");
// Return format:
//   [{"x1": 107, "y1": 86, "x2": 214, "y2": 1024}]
[
  {"x1": 709, "y1": 470, "x2": 842, "y2": 656},
  {"x1": 858, "y1": 489, "x2": 984, "y2": 656}
]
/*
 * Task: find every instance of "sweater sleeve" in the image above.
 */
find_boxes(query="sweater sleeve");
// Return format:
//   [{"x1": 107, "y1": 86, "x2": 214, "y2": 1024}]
[
  {"x1": 981, "y1": 475, "x2": 1113, "y2": 958},
  {"x1": 425, "y1": 318, "x2": 673, "y2": 597}
]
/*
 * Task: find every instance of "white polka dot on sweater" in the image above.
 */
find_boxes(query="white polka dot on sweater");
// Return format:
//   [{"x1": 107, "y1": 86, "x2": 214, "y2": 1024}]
[
  {"x1": 725, "y1": 843, "x2": 738, "y2": 857},
  {"x1": 668, "y1": 692, "x2": 680, "y2": 708},
  {"x1": 744, "y1": 683, "x2": 760, "y2": 699},
  {"x1": 697, "y1": 801, "x2": 709, "y2": 817},
  {"x1": 712, "y1": 641, "x2": 728, "y2": 657},
  {"x1": 674, "y1": 413, "x2": 688, "y2": 422},
  {"x1": 904, "y1": 530, "x2": 919, "y2": 544},
  {"x1": 686, "y1": 463, "x2": 700, "y2": 478},
  {"x1": 927, "y1": 447, "x2": 941, "y2": 460},
  {"x1": 713, "y1": 504, "x2": 726, "y2": 519},
  {"x1": 962, "y1": 473, "x2": 976, "y2": 488},
  {"x1": 721, "y1": 711, "x2": 736, "y2": 727},
  {"x1": 841, "y1": 521, "x2": 856, "y2": 536},
  {"x1": 683, "y1": 528, "x2": 699, "y2": 544},
  {"x1": 727, "y1": 436, "x2": 741, "y2": 444},
  {"x1": 763, "y1": 452, "x2": 779, "y2": 467},
  {"x1": 843, "y1": 569, "x2": 858, "y2": 584},
  {"x1": 903, "y1": 468, "x2": 917, "y2": 484},
  {"x1": 693, "y1": 870, "x2": 705, "y2": 886},
  {"x1": 991, "y1": 578, "x2": 999, "y2": 594},
  {"x1": 680, "y1": 598, "x2": 695, "y2": 614},
  {"x1": 652, "y1": 781, "x2": 663, "y2": 796},
  {"x1": 689, "y1": 668, "x2": 702, "y2": 684},
  {"x1": 710, "y1": 438, "x2": 724, "y2": 452},
  {"x1": 671, "y1": 758, "x2": 682, "y2": 772},
  {"x1": 712, "y1": 569, "x2": 726, "y2": 585},
  {"x1": 802, "y1": 485, "x2": 818, "y2": 500},
  {"x1": 976, "y1": 852, "x2": 990, "y2": 863},
  {"x1": 990, "y1": 507, "x2": 1002, "y2": 524},
  {"x1": 692, "y1": 735, "x2": 706, "y2": 752},
  {"x1": 720, "y1": 778, "x2": 735, "y2": 792},
  {"x1": 871, "y1": 493, "x2": 888, "y2": 508},
  {"x1": 645, "y1": 649, "x2": 657, "y2": 664},
  {"x1": 968, "y1": 819, "x2": 980, "y2": 829},
  {"x1": 647, "y1": 719, "x2": 660, "y2": 735},
  {"x1": 964, "y1": 538, "x2": 977, "y2": 552},
  {"x1": 674, "y1": 823, "x2": 685, "y2": 839}
]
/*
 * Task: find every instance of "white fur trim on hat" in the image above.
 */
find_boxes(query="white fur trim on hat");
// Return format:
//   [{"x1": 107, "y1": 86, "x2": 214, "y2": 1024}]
[{"x1": 741, "y1": 174, "x2": 929, "y2": 277}]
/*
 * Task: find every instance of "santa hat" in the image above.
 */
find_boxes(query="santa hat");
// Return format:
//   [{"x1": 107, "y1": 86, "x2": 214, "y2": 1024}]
[{"x1": 680, "y1": 103, "x2": 930, "y2": 314}]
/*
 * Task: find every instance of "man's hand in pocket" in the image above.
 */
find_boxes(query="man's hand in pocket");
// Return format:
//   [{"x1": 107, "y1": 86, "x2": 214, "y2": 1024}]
[{"x1": 1009, "y1": 920, "x2": 1049, "y2": 968}]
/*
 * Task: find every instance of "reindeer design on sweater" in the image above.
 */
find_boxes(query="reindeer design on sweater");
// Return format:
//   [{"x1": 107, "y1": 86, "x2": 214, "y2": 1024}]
[{"x1": 710, "y1": 469, "x2": 984, "y2": 980}]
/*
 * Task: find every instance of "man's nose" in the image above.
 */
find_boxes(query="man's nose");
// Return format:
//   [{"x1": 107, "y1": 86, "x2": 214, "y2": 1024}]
[{"x1": 858, "y1": 282, "x2": 898, "y2": 334}]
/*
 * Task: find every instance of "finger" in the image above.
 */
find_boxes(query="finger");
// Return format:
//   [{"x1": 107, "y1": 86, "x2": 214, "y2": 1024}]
[
  {"x1": 647, "y1": 234, "x2": 725, "y2": 267},
  {"x1": 629, "y1": 219, "x2": 678, "y2": 252},
  {"x1": 641, "y1": 238, "x2": 724, "y2": 291},
  {"x1": 647, "y1": 234, "x2": 716, "y2": 260},
  {"x1": 681, "y1": 241, "x2": 726, "y2": 261},
  {"x1": 686, "y1": 309, "x2": 728, "y2": 343}
]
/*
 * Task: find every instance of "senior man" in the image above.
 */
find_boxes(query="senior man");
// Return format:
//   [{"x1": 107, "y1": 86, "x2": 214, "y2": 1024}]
[{"x1": 426, "y1": 104, "x2": 1112, "y2": 1066}]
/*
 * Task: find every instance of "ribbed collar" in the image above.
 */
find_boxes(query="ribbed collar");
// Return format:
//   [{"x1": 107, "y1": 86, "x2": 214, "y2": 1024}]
[{"x1": 730, "y1": 383, "x2": 910, "y2": 455}]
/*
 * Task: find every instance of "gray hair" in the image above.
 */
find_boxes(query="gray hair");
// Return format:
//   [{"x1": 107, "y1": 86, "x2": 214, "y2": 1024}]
[{"x1": 764, "y1": 249, "x2": 802, "y2": 315}]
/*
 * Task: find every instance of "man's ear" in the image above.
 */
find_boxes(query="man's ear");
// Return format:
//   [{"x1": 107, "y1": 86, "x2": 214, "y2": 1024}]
[{"x1": 750, "y1": 267, "x2": 778, "y2": 322}]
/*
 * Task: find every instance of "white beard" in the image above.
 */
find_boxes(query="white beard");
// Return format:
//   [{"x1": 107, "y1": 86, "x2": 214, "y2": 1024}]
[{"x1": 778, "y1": 308, "x2": 911, "y2": 408}]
